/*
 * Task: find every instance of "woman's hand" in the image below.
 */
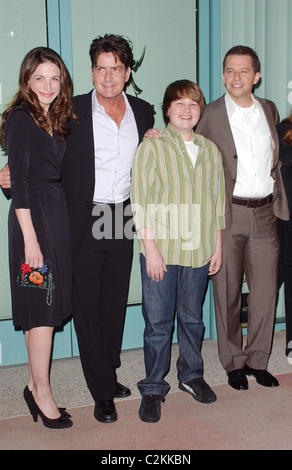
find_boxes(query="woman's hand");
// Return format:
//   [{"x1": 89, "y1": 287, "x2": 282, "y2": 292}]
[
  {"x1": 0, "y1": 163, "x2": 11, "y2": 189},
  {"x1": 24, "y1": 238, "x2": 44, "y2": 268},
  {"x1": 15, "y1": 208, "x2": 44, "y2": 268}
]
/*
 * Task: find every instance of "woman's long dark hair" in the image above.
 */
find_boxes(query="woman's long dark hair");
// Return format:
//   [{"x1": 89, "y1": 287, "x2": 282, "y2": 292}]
[{"x1": 0, "y1": 47, "x2": 77, "y2": 150}]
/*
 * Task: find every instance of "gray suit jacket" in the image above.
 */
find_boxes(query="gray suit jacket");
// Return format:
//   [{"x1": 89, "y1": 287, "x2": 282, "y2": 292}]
[{"x1": 197, "y1": 95, "x2": 289, "y2": 237}]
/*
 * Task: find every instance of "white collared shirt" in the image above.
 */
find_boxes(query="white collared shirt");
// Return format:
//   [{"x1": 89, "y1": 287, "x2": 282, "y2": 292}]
[
  {"x1": 225, "y1": 93, "x2": 274, "y2": 198},
  {"x1": 92, "y1": 90, "x2": 139, "y2": 203}
]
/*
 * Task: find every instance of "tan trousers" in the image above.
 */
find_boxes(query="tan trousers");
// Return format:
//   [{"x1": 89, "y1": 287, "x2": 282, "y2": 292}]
[{"x1": 212, "y1": 202, "x2": 279, "y2": 372}]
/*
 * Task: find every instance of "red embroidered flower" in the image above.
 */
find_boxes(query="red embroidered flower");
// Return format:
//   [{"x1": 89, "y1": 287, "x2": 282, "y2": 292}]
[{"x1": 21, "y1": 263, "x2": 32, "y2": 283}]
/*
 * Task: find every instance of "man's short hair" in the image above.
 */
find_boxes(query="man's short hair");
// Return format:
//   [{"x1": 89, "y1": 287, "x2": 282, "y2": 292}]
[{"x1": 223, "y1": 45, "x2": 260, "y2": 73}]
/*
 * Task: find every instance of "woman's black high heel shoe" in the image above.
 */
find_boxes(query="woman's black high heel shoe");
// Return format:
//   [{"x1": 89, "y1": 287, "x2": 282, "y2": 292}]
[
  {"x1": 24, "y1": 386, "x2": 71, "y2": 419},
  {"x1": 23, "y1": 386, "x2": 73, "y2": 429}
]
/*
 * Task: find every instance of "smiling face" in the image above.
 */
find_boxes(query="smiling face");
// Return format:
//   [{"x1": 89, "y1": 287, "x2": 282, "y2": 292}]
[
  {"x1": 90, "y1": 51, "x2": 131, "y2": 105},
  {"x1": 222, "y1": 54, "x2": 261, "y2": 107},
  {"x1": 27, "y1": 61, "x2": 61, "y2": 111},
  {"x1": 167, "y1": 97, "x2": 201, "y2": 140}
]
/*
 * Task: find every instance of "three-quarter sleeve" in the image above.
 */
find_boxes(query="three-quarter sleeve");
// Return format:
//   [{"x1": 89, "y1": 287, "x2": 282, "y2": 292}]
[{"x1": 5, "y1": 109, "x2": 32, "y2": 208}]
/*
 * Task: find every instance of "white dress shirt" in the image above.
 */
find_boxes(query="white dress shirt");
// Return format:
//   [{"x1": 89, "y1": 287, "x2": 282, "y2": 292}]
[
  {"x1": 225, "y1": 93, "x2": 274, "y2": 198},
  {"x1": 92, "y1": 90, "x2": 139, "y2": 204}
]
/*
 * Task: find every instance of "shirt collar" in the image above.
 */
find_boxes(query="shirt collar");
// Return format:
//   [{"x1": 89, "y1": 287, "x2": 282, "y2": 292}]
[
  {"x1": 225, "y1": 92, "x2": 260, "y2": 119},
  {"x1": 163, "y1": 125, "x2": 206, "y2": 156},
  {"x1": 164, "y1": 124, "x2": 196, "y2": 142},
  {"x1": 92, "y1": 90, "x2": 133, "y2": 116}
]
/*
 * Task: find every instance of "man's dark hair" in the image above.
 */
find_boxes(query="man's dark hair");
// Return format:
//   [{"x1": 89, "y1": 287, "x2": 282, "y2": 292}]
[
  {"x1": 223, "y1": 45, "x2": 260, "y2": 73},
  {"x1": 89, "y1": 34, "x2": 133, "y2": 69}
]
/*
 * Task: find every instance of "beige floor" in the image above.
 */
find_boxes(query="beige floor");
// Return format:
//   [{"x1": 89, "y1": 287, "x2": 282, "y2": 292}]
[{"x1": 1, "y1": 330, "x2": 292, "y2": 451}]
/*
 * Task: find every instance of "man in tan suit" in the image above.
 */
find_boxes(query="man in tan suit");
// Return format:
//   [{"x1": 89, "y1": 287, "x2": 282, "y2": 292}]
[{"x1": 197, "y1": 45, "x2": 289, "y2": 390}]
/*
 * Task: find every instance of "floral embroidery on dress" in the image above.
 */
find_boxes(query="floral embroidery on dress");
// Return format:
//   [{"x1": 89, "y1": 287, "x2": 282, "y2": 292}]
[{"x1": 17, "y1": 262, "x2": 55, "y2": 305}]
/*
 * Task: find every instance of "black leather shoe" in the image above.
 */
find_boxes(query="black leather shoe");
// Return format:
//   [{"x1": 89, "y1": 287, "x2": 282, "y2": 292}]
[
  {"x1": 244, "y1": 365, "x2": 279, "y2": 387},
  {"x1": 115, "y1": 382, "x2": 131, "y2": 398},
  {"x1": 139, "y1": 395, "x2": 165, "y2": 423},
  {"x1": 227, "y1": 369, "x2": 248, "y2": 390},
  {"x1": 94, "y1": 400, "x2": 117, "y2": 423}
]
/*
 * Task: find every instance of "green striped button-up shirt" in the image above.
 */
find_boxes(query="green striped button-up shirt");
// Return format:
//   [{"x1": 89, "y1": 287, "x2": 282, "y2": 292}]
[{"x1": 131, "y1": 125, "x2": 225, "y2": 268}]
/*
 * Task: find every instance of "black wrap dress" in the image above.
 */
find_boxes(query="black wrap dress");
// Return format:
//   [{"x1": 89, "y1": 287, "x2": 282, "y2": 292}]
[{"x1": 5, "y1": 106, "x2": 72, "y2": 330}]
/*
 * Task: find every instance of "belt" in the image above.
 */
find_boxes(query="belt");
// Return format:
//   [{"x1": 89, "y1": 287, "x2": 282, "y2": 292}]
[
  {"x1": 232, "y1": 194, "x2": 273, "y2": 208},
  {"x1": 92, "y1": 198, "x2": 130, "y2": 210}
]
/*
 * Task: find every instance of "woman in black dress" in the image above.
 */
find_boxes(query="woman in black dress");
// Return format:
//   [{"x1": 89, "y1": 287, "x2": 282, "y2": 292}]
[
  {"x1": 277, "y1": 111, "x2": 292, "y2": 364},
  {"x1": 0, "y1": 47, "x2": 77, "y2": 428}
]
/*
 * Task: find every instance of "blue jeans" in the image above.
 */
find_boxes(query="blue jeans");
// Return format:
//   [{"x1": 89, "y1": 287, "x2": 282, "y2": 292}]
[{"x1": 138, "y1": 254, "x2": 209, "y2": 397}]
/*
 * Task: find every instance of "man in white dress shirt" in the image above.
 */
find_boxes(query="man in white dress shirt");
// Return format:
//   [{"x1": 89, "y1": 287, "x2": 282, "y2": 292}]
[
  {"x1": 61, "y1": 34, "x2": 154, "y2": 423},
  {"x1": 197, "y1": 45, "x2": 289, "y2": 391}
]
